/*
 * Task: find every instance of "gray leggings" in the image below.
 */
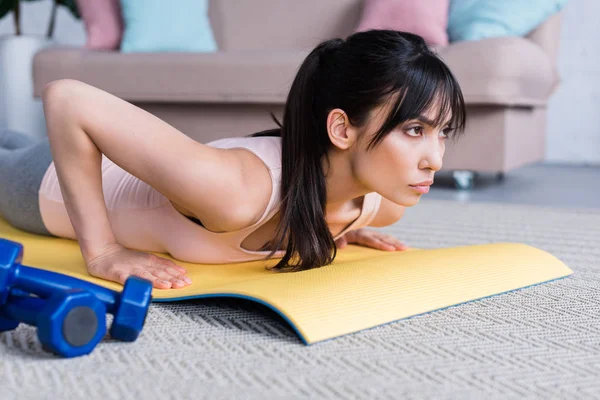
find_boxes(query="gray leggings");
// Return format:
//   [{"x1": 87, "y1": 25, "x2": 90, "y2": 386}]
[{"x1": 0, "y1": 130, "x2": 55, "y2": 236}]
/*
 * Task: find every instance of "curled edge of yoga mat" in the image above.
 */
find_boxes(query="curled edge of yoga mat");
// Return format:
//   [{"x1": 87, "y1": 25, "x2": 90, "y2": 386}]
[{"x1": 0, "y1": 217, "x2": 573, "y2": 345}]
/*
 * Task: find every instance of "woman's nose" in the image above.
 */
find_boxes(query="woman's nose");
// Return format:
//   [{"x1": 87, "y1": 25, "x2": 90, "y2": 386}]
[{"x1": 419, "y1": 141, "x2": 444, "y2": 171}]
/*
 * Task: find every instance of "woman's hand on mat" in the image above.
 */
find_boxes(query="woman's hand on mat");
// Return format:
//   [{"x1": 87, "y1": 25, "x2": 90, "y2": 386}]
[
  {"x1": 85, "y1": 243, "x2": 192, "y2": 289},
  {"x1": 335, "y1": 229, "x2": 409, "y2": 251}
]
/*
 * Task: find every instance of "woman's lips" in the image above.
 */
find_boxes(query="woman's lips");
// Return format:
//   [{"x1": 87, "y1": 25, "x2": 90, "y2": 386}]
[{"x1": 409, "y1": 185, "x2": 430, "y2": 194}]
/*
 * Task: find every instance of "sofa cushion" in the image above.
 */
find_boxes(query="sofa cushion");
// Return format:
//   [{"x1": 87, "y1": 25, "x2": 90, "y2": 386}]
[
  {"x1": 448, "y1": 0, "x2": 568, "y2": 42},
  {"x1": 355, "y1": 0, "x2": 450, "y2": 46},
  {"x1": 435, "y1": 36, "x2": 558, "y2": 106},
  {"x1": 120, "y1": 0, "x2": 217, "y2": 53},
  {"x1": 33, "y1": 37, "x2": 558, "y2": 106},
  {"x1": 75, "y1": 0, "x2": 123, "y2": 50}
]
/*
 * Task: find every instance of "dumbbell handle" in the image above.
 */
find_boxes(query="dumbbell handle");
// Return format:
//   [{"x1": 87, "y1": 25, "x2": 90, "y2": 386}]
[{"x1": 9, "y1": 264, "x2": 119, "y2": 313}]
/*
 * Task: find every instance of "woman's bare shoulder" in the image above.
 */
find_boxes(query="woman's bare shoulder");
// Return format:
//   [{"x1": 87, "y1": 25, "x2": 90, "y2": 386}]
[{"x1": 230, "y1": 147, "x2": 275, "y2": 226}]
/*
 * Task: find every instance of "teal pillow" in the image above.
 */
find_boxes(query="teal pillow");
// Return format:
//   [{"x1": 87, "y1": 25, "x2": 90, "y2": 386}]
[
  {"x1": 119, "y1": 0, "x2": 218, "y2": 53},
  {"x1": 448, "y1": 0, "x2": 568, "y2": 42}
]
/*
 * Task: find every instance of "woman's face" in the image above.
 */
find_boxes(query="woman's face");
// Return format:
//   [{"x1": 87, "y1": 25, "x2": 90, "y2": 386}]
[{"x1": 352, "y1": 102, "x2": 452, "y2": 207}]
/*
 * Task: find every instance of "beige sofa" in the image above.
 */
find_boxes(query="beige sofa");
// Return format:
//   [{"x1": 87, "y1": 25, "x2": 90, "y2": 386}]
[{"x1": 32, "y1": 0, "x2": 562, "y2": 188}]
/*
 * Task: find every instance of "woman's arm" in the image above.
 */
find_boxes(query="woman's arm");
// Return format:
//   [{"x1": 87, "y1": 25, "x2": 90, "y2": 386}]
[
  {"x1": 42, "y1": 79, "x2": 257, "y2": 288},
  {"x1": 43, "y1": 81, "x2": 116, "y2": 262},
  {"x1": 334, "y1": 198, "x2": 408, "y2": 251},
  {"x1": 368, "y1": 197, "x2": 405, "y2": 227}
]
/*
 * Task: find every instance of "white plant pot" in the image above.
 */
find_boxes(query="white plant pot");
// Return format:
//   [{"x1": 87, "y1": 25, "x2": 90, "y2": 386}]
[{"x1": 0, "y1": 35, "x2": 53, "y2": 140}]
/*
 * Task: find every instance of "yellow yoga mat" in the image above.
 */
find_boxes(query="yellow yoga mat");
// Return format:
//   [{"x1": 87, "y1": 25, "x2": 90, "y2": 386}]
[{"x1": 0, "y1": 217, "x2": 573, "y2": 344}]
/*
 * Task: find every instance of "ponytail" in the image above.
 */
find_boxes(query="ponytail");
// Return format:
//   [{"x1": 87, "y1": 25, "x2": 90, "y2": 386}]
[{"x1": 262, "y1": 39, "x2": 345, "y2": 272}]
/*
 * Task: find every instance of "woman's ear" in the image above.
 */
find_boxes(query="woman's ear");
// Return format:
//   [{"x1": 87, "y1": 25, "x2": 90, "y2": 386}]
[{"x1": 327, "y1": 108, "x2": 358, "y2": 150}]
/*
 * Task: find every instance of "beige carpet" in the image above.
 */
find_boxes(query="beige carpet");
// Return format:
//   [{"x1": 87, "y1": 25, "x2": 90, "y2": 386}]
[{"x1": 1, "y1": 199, "x2": 599, "y2": 399}]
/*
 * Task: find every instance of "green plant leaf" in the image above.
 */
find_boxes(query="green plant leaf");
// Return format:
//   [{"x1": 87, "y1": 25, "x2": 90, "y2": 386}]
[
  {"x1": 0, "y1": 0, "x2": 80, "y2": 36},
  {"x1": 0, "y1": 0, "x2": 18, "y2": 23},
  {"x1": 0, "y1": 0, "x2": 79, "y2": 23},
  {"x1": 57, "y1": 0, "x2": 79, "y2": 19}
]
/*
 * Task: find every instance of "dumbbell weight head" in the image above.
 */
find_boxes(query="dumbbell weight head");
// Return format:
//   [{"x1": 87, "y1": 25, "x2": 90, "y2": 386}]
[
  {"x1": 109, "y1": 276, "x2": 153, "y2": 342},
  {"x1": 0, "y1": 239, "x2": 23, "y2": 305},
  {"x1": 37, "y1": 289, "x2": 107, "y2": 358}
]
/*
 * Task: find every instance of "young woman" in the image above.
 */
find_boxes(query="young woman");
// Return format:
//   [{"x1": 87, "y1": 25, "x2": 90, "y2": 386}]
[{"x1": 0, "y1": 30, "x2": 465, "y2": 290}]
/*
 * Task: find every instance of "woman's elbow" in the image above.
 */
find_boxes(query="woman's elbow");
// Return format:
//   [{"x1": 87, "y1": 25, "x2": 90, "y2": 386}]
[
  {"x1": 42, "y1": 79, "x2": 80, "y2": 103},
  {"x1": 42, "y1": 80, "x2": 86, "y2": 133}
]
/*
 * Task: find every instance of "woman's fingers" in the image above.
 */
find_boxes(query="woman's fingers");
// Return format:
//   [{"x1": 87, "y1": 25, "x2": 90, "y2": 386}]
[
  {"x1": 150, "y1": 254, "x2": 187, "y2": 274},
  {"x1": 168, "y1": 262, "x2": 187, "y2": 275},
  {"x1": 149, "y1": 254, "x2": 192, "y2": 286},
  {"x1": 119, "y1": 268, "x2": 173, "y2": 289},
  {"x1": 165, "y1": 267, "x2": 193, "y2": 284},
  {"x1": 116, "y1": 261, "x2": 191, "y2": 289},
  {"x1": 354, "y1": 231, "x2": 408, "y2": 251},
  {"x1": 150, "y1": 268, "x2": 190, "y2": 287},
  {"x1": 373, "y1": 233, "x2": 409, "y2": 250},
  {"x1": 335, "y1": 236, "x2": 348, "y2": 249},
  {"x1": 374, "y1": 233, "x2": 408, "y2": 250},
  {"x1": 363, "y1": 236, "x2": 396, "y2": 251},
  {"x1": 86, "y1": 246, "x2": 192, "y2": 290}
]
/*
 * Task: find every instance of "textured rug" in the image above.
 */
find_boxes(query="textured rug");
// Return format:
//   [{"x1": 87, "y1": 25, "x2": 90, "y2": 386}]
[{"x1": 1, "y1": 199, "x2": 599, "y2": 399}]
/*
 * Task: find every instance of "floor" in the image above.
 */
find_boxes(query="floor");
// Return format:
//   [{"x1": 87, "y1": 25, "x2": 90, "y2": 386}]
[
  {"x1": 5, "y1": 189, "x2": 599, "y2": 399},
  {"x1": 429, "y1": 162, "x2": 600, "y2": 209}
]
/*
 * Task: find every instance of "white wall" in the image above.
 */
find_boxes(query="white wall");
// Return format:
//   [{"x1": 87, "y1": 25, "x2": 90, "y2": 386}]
[
  {"x1": 1, "y1": 0, "x2": 598, "y2": 165},
  {"x1": 546, "y1": 0, "x2": 600, "y2": 165},
  {"x1": 0, "y1": 0, "x2": 84, "y2": 46}
]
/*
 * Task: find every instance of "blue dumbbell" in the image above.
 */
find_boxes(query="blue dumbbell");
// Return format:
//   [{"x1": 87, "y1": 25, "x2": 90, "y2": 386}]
[
  {"x1": 0, "y1": 287, "x2": 107, "y2": 357},
  {"x1": 0, "y1": 238, "x2": 153, "y2": 343}
]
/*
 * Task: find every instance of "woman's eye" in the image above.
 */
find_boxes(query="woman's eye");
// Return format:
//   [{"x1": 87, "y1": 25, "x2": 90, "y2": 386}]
[
  {"x1": 405, "y1": 126, "x2": 423, "y2": 136},
  {"x1": 441, "y1": 127, "x2": 454, "y2": 138}
]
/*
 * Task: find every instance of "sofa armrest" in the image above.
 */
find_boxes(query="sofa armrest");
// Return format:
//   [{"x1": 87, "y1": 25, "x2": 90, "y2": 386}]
[{"x1": 526, "y1": 10, "x2": 563, "y2": 64}]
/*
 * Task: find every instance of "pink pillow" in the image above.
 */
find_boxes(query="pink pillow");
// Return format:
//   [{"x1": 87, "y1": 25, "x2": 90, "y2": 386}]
[
  {"x1": 76, "y1": 0, "x2": 124, "y2": 50},
  {"x1": 355, "y1": 0, "x2": 450, "y2": 46}
]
